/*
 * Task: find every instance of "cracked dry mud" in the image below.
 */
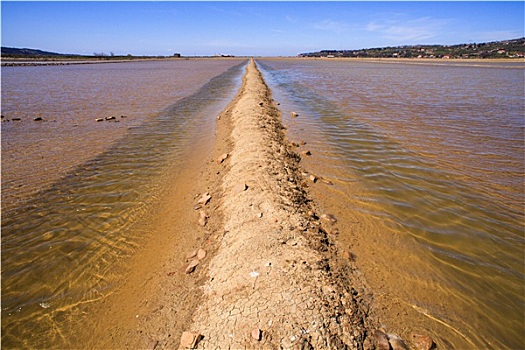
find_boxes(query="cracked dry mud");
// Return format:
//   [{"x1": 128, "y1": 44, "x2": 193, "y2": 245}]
[{"x1": 182, "y1": 60, "x2": 375, "y2": 349}]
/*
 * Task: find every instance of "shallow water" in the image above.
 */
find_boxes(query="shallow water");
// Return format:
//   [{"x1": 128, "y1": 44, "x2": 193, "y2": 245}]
[
  {"x1": 1, "y1": 59, "x2": 244, "y2": 212},
  {"x1": 258, "y1": 58, "x2": 524, "y2": 349},
  {"x1": 1, "y1": 59, "x2": 247, "y2": 348}
]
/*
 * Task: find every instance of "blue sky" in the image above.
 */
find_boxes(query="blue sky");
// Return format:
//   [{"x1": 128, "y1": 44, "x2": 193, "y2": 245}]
[{"x1": 2, "y1": 1, "x2": 524, "y2": 56}]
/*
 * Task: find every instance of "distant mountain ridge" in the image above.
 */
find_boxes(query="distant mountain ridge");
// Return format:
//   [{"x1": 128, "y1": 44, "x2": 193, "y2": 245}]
[
  {"x1": 300, "y1": 37, "x2": 525, "y2": 59},
  {"x1": 1, "y1": 47, "x2": 74, "y2": 57}
]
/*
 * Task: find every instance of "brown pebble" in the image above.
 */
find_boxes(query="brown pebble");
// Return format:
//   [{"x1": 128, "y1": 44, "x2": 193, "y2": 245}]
[
  {"x1": 180, "y1": 331, "x2": 201, "y2": 348},
  {"x1": 321, "y1": 213, "x2": 337, "y2": 224},
  {"x1": 197, "y1": 193, "x2": 212, "y2": 205},
  {"x1": 410, "y1": 334, "x2": 434, "y2": 350},
  {"x1": 198, "y1": 210, "x2": 207, "y2": 226},
  {"x1": 373, "y1": 330, "x2": 390, "y2": 350},
  {"x1": 186, "y1": 250, "x2": 197, "y2": 259},
  {"x1": 95, "y1": 118, "x2": 104, "y2": 122},
  {"x1": 309, "y1": 175, "x2": 318, "y2": 183},
  {"x1": 291, "y1": 111, "x2": 299, "y2": 117},
  {"x1": 389, "y1": 335, "x2": 409, "y2": 350},
  {"x1": 303, "y1": 150, "x2": 312, "y2": 156},
  {"x1": 185, "y1": 259, "x2": 199, "y2": 274},
  {"x1": 197, "y1": 248, "x2": 207, "y2": 260},
  {"x1": 217, "y1": 153, "x2": 229, "y2": 163},
  {"x1": 34, "y1": 117, "x2": 43, "y2": 121},
  {"x1": 251, "y1": 328, "x2": 261, "y2": 341},
  {"x1": 148, "y1": 339, "x2": 159, "y2": 349}
]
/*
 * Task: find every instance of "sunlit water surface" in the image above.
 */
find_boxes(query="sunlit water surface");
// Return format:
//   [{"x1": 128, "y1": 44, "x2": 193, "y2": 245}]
[{"x1": 259, "y1": 58, "x2": 524, "y2": 349}]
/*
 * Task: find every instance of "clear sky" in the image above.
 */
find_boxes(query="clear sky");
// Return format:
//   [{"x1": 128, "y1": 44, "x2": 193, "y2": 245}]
[{"x1": 2, "y1": 1, "x2": 524, "y2": 57}]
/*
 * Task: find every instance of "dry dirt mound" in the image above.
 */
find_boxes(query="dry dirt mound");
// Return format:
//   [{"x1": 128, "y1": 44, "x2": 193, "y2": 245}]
[{"x1": 182, "y1": 60, "x2": 378, "y2": 349}]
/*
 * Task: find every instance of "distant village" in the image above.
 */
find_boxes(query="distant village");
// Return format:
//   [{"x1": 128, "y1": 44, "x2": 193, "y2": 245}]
[{"x1": 299, "y1": 37, "x2": 525, "y2": 59}]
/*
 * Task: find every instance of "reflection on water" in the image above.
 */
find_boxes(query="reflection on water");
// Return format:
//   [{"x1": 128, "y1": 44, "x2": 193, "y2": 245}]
[
  {"x1": 258, "y1": 59, "x2": 524, "y2": 349},
  {"x1": 1, "y1": 60, "x2": 247, "y2": 348}
]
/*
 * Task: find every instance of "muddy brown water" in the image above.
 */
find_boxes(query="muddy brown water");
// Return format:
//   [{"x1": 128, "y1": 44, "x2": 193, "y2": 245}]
[
  {"x1": 258, "y1": 58, "x2": 524, "y2": 349},
  {"x1": 1, "y1": 59, "x2": 248, "y2": 348}
]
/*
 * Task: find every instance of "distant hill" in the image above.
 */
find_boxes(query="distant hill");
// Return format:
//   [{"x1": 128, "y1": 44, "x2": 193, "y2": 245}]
[
  {"x1": 1, "y1": 47, "x2": 73, "y2": 57},
  {"x1": 300, "y1": 37, "x2": 525, "y2": 59}
]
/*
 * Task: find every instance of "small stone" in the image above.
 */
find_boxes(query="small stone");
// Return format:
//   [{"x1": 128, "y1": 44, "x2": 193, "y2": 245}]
[
  {"x1": 309, "y1": 175, "x2": 317, "y2": 183},
  {"x1": 105, "y1": 116, "x2": 116, "y2": 121},
  {"x1": 217, "y1": 153, "x2": 229, "y2": 163},
  {"x1": 291, "y1": 112, "x2": 299, "y2": 117},
  {"x1": 238, "y1": 182, "x2": 248, "y2": 192},
  {"x1": 197, "y1": 193, "x2": 212, "y2": 205},
  {"x1": 95, "y1": 118, "x2": 104, "y2": 122},
  {"x1": 259, "y1": 102, "x2": 264, "y2": 106},
  {"x1": 180, "y1": 331, "x2": 201, "y2": 348},
  {"x1": 198, "y1": 210, "x2": 207, "y2": 226},
  {"x1": 197, "y1": 248, "x2": 207, "y2": 260},
  {"x1": 34, "y1": 117, "x2": 43, "y2": 121},
  {"x1": 303, "y1": 150, "x2": 312, "y2": 156},
  {"x1": 12, "y1": 118, "x2": 21, "y2": 121},
  {"x1": 389, "y1": 335, "x2": 409, "y2": 350},
  {"x1": 186, "y1": 250, "x2": 197, "y2": 259},
  {"x1": 149, "y1": 339, "x2": 159, "y2": 349},
  {"x1": 251, "y1": 328, "x2": 261, "y2": 341},
  {"x1": 373, "y1": 330, "x2": 390, "y2": 350},
  {"x1": 320, "y1": 213, "x2": 337, "y2": 224},
  {"x1": 410, "y1": 334, "x2": 434, "y2": 350},
  {"x1": 185, "y1": 259, "x2": 199, "y2": 274},
  {"x1": 121, "y1": 115, "x2": 127, "y2": 118},
  {"x1": 258, "y1": 212, "x2": 263, "y2": 218}
]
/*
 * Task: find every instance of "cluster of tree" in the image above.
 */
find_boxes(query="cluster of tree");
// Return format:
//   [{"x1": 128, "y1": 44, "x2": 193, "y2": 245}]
[{"x1": 300, "y1": 38, "x2": 525, "y2": 59}]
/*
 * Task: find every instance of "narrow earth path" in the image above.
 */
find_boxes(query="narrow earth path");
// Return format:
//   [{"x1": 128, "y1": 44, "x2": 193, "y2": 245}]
[{"x1": 181, "y1": 59, "x2": 376, "y2": 349}]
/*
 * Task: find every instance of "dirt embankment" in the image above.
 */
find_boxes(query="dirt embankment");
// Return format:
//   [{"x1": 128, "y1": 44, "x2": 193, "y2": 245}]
[{"x1": 178, "y1": 59, "x2": 377, "y2": 349}]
